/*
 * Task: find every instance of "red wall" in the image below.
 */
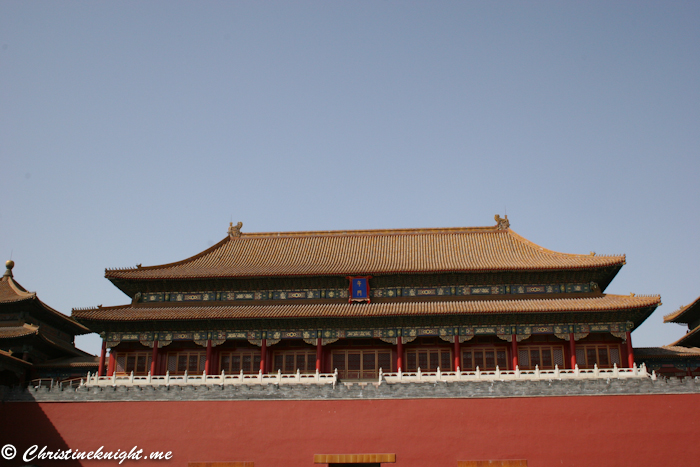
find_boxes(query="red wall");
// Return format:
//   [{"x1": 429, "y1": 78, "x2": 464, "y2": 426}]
[{"x1": 2, "y1": 394, "x2": 698, "y2": 467}]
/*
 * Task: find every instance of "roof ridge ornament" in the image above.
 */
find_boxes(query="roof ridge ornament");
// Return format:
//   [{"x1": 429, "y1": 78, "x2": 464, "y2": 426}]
[
  {"x1": 495, "y1": 214, "x2": 510, "y2": 230},
  {"x1": 228, "y1": 221, "x2": 243, "y2": 238},
  {"x1": 4, "y1": 260, "x2": 14, "y2": 277}
]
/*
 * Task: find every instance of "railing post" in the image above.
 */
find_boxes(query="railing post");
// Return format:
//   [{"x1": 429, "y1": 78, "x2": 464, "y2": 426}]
[
  {"x1": 593, "y1": 364, "x2": 599, "y2": 377},
  {"x1": 476, "y1": 366, "x2": 480, "y2": 380},
  {"x1": 165, "y1": 371, "x2": 170, "y2": 386},
  {"x1": 184, "y1": 370, "x2": 188, "y2": 384},
  {"x1": 221, "y1": 370, "x2": 225, "y2": 385},
  {"x1": 495, "y1": 365, "x2": 500, "y2": 379},
  {"x1": 613, "y1": 363, "x2": 619, "y2": 378},
  {"x1": 417, "y1": 367, "x2": 422, "y2": 381},
  {"x1": 437, "y1": 367, "x2": 441, "y2": 379},
  {"x1": 515, "y1": 365, "x2": 520, "y2": 378},
  {"x1": 574, "y1": 364, "x2": 580, "y2": 377},
  {"x1": 535, "y1": 365, "x2": 540, "y2": 379},
  {"x1": 554, "y1": 364, "x2": 559, "y2": 379},
  {"x1": 111, "y1": 372, "x2": 116, "y2": 386},
  {"x1": 147, "y1": 371, "x2": 152, "y2": 384}
]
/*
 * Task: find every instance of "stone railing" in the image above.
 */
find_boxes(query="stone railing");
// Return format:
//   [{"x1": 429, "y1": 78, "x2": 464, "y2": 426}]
[
  {"x1": 82, "y1": 369, "x2": 338, "y2": 388},
  {"x1": 379, "y1": 363, "x2": 654, "y2": 383}
]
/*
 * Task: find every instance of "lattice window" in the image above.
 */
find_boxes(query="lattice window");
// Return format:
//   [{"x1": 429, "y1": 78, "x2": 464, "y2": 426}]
[
  {"x1": 610, "y1": 347, "x2": 620, "y2": 365},
  {"x1": 518, "y1": 349, "x2": 529, "y2": 368},
  {"x1": 116, "y1": 355, "x2": 126, "y2": 373},
  {"x1": 518, "y1": 345, "x2": 564, "y2": 370},
  {"x1": 219, "y1": 351, "x2": 260, "y2": 374},
  {"x1": 272, "y1": 350, "x2": 317, "y2": 374},
  {"x1": 460, "y1": 347, "x2": 508, "y2": 370},
  {"x1": 406, "y1": 348, "x2": 452, "y2": 371},
  {"x1": 114, "y1": 352, "x2": 151, "y2": 375},
  {"x1": 166, "y1": 351, "x2": 206, "y2": 374},
  {"x1": 576, "y1": 345, "x2": 622, "y2": 369},
  {"x1": 332, "y1": 350, "x2": 392, "y2": 379},
  {"x1": 553, "y1": 347, "x2": 564, "y2": 367}
]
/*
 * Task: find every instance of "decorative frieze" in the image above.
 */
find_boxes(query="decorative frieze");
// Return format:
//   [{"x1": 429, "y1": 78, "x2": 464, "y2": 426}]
[
  {"x1": 137, "y1": 282, "x2": 598, "y2": 304},
  {"x1": 103, "y1": 321, "x2": 633, "y2": 348}
]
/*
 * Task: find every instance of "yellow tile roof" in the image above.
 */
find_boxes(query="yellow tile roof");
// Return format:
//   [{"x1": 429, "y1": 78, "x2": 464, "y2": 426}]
[
  {"x1": 663, "y1": 295, "x2": 700, "y2": 323},
  {"x1": 106, "y1": 226, "x2": 625, "y2": 280},
  {"x1": 72, "y1": 293, "x2": 659, "y2": 322}
]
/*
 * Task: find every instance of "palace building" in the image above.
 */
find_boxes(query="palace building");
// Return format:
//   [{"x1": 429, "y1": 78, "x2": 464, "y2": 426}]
[{"x1": 72, "y1": 217, "x2": 661, "y2": 380}]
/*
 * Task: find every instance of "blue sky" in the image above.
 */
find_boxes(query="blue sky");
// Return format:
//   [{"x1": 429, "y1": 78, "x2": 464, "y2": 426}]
[{"x1": 2, "y1": 1, "x2": 699, "y2": 355}]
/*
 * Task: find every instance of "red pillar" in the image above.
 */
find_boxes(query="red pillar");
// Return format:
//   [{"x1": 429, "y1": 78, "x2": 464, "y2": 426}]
[
  {"x1": 397, "y1": 338, "x2": 403, "y2": 372},
  {"x1": 316, "y1": 338, "x2": 323, "y2": 371},
  {"x1": 151, "y1": 340, "x2": 159, "y2": 375},
  {"x1": 260, "y1": 338, "x2": 267, "y2": 374},
  {"x1": 453, "y1": 338, "x2": 461, "y2": 371},
  {"x1": 511, "y1": 334, "x2": 518, "y2": 369},
  {"x1": 205, "y1": 339, "x2": 212, "y2": 375},
  {"x1": 626, "y1": 331, "x2": 635, "y2": 368},
  {"x1": 98, "y1": 339, "x2": 107, "y2": 376},
  {"x1": 107, "y1": 352, "x2": 115, "y2": 376},
  {"x1": 569, "y1": 333, "x2": 577, "y2": 369}
]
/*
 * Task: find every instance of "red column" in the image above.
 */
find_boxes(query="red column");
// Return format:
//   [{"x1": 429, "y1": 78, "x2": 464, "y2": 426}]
[
  {"x1": 205, "y1": 339, "x2": 212, "y2": 375},
  {"x1": 569, "y1": 333, "x2": 577, "y2": 369},
  {"x1": 260, "y1": 338, "x2": 267, "y2": 374},
  {"x1": 107, "y1": 352, "x2": 116, "y2": 376},
  {"x1": 626, "y1": 331, "x2": 635, "y2": 368},
  {"x1": 98, "y1": 339, "x2": 107, "y2": 376},
  {"x1": 453, "y1": 338, "x2": 461, "y2": 371},
  {"x1": 511, "y1": 334, "x2": 518, "y2": 369},
  {"x1": 316, "y1": 338, "x2": 323, "y2": 371},
  {"x1": 151, "y1": 340, "x2": 159, "y2": 375},
  {"x1": 397, "y1": 338, "x2": 404, "y2": 372}
]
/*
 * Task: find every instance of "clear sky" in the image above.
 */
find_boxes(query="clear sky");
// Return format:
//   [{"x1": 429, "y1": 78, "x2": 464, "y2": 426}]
[{"x1": 2, "y1": 1, "x2": 698, "y2": 356}]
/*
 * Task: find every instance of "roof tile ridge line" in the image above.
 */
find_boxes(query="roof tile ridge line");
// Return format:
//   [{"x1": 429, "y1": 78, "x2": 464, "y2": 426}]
[
  {"x1": 5, "y1": 276, "x2": 36, "y2": 299},
  {"x1": 669, "y1": 326, "x2": 700, "y2": 346},
  {"x1": 505, "y1": 230, "x2": 626, "y2": 261},
  {"x1": 663, "y1": 296, "x2": 700, "y2": 321},
  {"x1": 240, "y1": 225, "x2": 498, "y2": 238},
  {"x1": 105, "y1": 235, "x2": 231, "y2": 274}
]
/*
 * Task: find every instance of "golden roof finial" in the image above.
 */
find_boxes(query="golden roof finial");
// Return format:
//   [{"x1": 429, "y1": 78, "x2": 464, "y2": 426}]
[{"x1": 4, "y1": 260, "x2": 14, "y2": 277}]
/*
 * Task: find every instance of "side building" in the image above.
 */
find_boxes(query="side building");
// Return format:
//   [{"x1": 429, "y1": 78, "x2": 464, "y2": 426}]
[
  {"x1": 636, "y1": 295, "x2": 700, "y2": 378},
  {"x1": 72, "y1": 218, "x2": 660, "y2": 380},
  {"x1": 0, "y1": 260, "x2": 96, "y2": 386}
]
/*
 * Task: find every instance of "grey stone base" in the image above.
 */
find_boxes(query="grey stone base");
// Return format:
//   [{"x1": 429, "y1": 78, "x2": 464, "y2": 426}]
[{"x1": 3, "y1": 377, "x2": 700, "y2": 403}]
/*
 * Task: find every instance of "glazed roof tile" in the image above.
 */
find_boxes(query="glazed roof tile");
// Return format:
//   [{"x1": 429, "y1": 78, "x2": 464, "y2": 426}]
[
  {"x1": 1, "y1": 264, "x2": 91, "y2": 335},
  {"x1": 635, "y1": 346, "x2": 700, "y2": 359},
  {"x1": 105, "y1": 226, "x2": 626, "y2": 281},
  {"x1": 0, "y1": 324, "x2": 39, "y2": 339},
  {"x1": 669, "y1": 325, "x2": 700, "y2": 348},
  {"x1": 663, "y1": 295, "x2": 700, "y2": 324},
  {"x1": 72, "y1": 294, "x2": 659, "y2": 322},
  {"x1": 0, "y1": 273, "x2": 35, "y2": 303}
]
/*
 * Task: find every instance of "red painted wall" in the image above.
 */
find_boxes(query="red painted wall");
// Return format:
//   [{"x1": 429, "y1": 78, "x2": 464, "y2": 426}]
[{"x1": 2, "y1": 395, "x2": 699, "y2": 467}]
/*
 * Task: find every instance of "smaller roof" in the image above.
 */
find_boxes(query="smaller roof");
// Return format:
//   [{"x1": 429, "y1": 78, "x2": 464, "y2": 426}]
[
  {"x1": 663, "y1": 295, "x2": 700, "y2": 324},
  {"x1": 0, "y1": 260, "x2": 91, "y2": 335},
  {"x1": 0, "y1": 349, "x2": 32, "y2": 367},
  {"x1": 73, "y1": 293, "x2": 660, "y2": 322},
  {"x1": 635, "y1": 346, "x2": 700, "y2": 359},
  {"x1": 34, "y1": 355, "x2": 99, "y2": 368},
  {"x1": 0, "y1": 324, "x2": 39, "y2": 340},
  {"x1": 669, "y1": 325, "x2": 700, "y2": 348}
]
